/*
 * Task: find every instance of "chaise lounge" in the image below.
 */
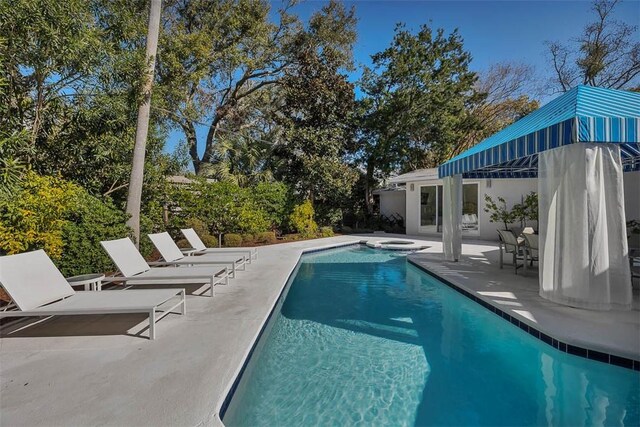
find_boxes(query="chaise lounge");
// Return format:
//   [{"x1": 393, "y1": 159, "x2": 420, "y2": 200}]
[
  {"x1": 0, "y1": 250, "x2": 185, "y2": 340},
  {"x1": 101, "y1": 238, "x2": 229, "y2": 296},
  {"x1": 148, "y1": 232, "x2": 248, "y2": 278},
  {"x1": 181, "y1": 228, "x2": 258, "y2": 263}
]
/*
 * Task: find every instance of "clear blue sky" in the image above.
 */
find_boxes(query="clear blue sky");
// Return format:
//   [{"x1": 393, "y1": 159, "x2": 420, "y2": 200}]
[{"x1": 165, "y1": 0, "x2": 640, "y2": 156}]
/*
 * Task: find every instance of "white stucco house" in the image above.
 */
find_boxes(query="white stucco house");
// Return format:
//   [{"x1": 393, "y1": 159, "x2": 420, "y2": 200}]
[{"x1": 379, "y1": 167, "x2": 639, "y2": 242}]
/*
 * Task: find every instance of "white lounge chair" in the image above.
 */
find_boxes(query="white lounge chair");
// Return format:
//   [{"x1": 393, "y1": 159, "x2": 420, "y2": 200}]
[
  {"x1": 100, "y1": 238, "x2": 229, "y2": 296},
  {"x1": 180, "y1": 228, "x2": 257, "y2": 263},
  {"x1": 148, "y1": 232, "x2": 247, "y2": 278},
  {"x1": 0, "y1": 250, "x2": 185, "y2": 340}
]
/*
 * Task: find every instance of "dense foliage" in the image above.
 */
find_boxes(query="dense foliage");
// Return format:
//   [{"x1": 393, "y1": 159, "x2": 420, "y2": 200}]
[
  {"x1": 0, "y1": 172, "x2": 145, "y2": 275},
  {"x1": 0, "y1": 172, "x2": 80, "y2": 258},
  {"x1": 289, "y1": 200, "x2": 318, "y2": 237},
  {"x1": 168, "y1": 180, "x2": 273, "y2": 235},
  {"x1": 1, "y1": 0, "x2": 630, "y2": 276}
]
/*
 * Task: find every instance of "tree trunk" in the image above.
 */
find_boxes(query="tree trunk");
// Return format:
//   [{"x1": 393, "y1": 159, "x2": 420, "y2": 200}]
[
  {"x1": 126, "y1": 0, "x2": 162, "y2": 247},
  {"x1": 183, "y1": 121, "x2": 201, "y2": 173},
  {"x1": 364, "y1": 160, "x2": 375, "y2": 214}
]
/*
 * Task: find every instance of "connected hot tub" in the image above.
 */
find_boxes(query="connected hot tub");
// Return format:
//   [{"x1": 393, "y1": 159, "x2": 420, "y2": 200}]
[{"x1": 363, "y1": 239, "x2": 429, "y2": 251}]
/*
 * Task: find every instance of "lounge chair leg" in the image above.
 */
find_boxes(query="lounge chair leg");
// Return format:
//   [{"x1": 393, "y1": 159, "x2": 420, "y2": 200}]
[
  {"x1": 181, "y1": 290, "x2": 186, "y2": 315},
  {"x1": 210, "y1": 278, "x2": 215, "y2": 297},
  {"x1": 225, "y1": 268, "x2": 229, "y2": 286},
  {"x1": 149, "y1": 309, "x2": 156, "y2": 340},
  {"x1": 232, "y1": 262, "x2": 236, "y2": 278},
  {"x1": 499, "y1": 244, "x2": 503, "y2": 269}
]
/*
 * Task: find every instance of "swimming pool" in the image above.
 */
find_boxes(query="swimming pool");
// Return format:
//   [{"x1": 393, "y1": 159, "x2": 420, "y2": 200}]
[{"x1": 223, "y1": 246, "x2": 640, "y2": 426}]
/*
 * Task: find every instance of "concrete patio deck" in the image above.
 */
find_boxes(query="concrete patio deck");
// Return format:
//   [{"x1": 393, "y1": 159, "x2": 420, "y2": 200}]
[
  {"x1": 1, "y1": 235, "x2": 638, "y2": 426},
  {"x1": 406, "y1": 238, "x2": 640, "y2": 362}
]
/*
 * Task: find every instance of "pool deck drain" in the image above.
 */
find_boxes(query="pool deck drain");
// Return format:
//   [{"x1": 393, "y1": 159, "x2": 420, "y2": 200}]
[{"x1": 0, "y1": 235, "x2": 638, "y2": 426}]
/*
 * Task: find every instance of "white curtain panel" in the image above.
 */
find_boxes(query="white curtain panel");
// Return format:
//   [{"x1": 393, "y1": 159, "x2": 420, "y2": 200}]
[
  {"x1": 538, "y1": 143, "x2": 631, "y2": 310},
  {"x1": 443, "y1": 174, "x2": 462, "y2": 262}
]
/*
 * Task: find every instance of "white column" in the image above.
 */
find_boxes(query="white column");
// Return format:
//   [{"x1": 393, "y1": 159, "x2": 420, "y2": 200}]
[
  {"x1": 443, "y1": 175, "x2": 462, "y2": 261},
  {"x1": 538, "y1": 143, "x2": 631, "y2": 310}
]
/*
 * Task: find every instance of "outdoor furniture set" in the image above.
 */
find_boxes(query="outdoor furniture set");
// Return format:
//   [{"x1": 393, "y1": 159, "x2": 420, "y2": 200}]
[
  {"x1": 497, "y1": 227, "x2": 538, "y2": 276},
  {"x1": 0, "y1": 229, "x2": 256, "y2": 340}
]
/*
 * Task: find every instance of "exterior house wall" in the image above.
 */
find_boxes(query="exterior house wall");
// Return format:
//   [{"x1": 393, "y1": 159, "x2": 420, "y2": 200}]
[
  {"x1": 624, "y1": 171, "x2": 640, "y2": 222},
  {"x1": 405, "y1": 177, "x2": 537, "y2": 241},
  {"x1": 378, "y1": 190, "x2": 406, "y2": 220},
  {"x1": 402, "y1": 171, "x2": 639, "y2": 242},
  {"x1": 624, "y1": 171, "x2": 640, "y2": 250},
  {"x1": 481, "y1": 178, "x2": 538, "y2": 239}
]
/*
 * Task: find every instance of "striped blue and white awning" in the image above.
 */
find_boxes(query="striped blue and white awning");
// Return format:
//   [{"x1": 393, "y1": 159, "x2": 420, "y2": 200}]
[{"x1": 439, "y1": 86, "x2": 640, "y2": 179}]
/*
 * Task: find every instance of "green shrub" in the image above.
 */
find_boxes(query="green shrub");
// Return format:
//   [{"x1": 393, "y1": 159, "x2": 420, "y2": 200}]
[
  {"x1": 0, "y1": 172, "x2": 80, "y2": 258},
  {"x1": 139, "y1": 214, "x2": 156, "y2": 259},
  {"x1": 185, "y1": 217, "x2": 209, "y2": 237},
  {"x1": 319, "y1": 226, "x2": 334, "y2": 238},
  {"x1": 255, "y1": 231, "x2": 277, "y2": 244},
  {"x1": 58, "y1": 193, "x2": 130, "y2": 276},
  {"x1": 283, "y1": 233, "x2": 302, "y2": 241},
  {"x1": 241, "y1": 233, "x2": 255, "y2": 244},
  {"x1": 236, "y1": 204, "x2": 270, "y2": 234},
  {"x1": 0, "y1": 172, "x2": 135, "y2": 276},
  {"x1": 224, "y1": 233, "x2": 242, "y2": 247},
  {"x1": 289, "y1": 200, "x2": 318, "y2": 237},
  {"x1": 201, "y1": 234, "x2": 219, "y2": 248},
  {"x1": 253, "y1": 182, "x2": 291, "y2": 230},
  {"x1": 175, "y1": 238, "x2": 190, "y2": 248},
  {"x1": 169, "y1": 180, "x2": 271, "y2": 235}
]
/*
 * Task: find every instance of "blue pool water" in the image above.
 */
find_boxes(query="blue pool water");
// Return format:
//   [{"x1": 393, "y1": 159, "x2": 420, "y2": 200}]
[{"x1": 223, "y1": 246, "x2": 640, "y2": 426}]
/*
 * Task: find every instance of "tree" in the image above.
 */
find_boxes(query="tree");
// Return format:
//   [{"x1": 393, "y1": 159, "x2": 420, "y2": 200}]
[
  {"x1": 0, "y1": 0, "x2": 181, "y2": 242},
  {"x1": 270, "y1": 2, "x2": 360, "y2": 224},
  {"x1": 126, "y1": 0, "x2": 162, "y2": 246},
  {"x1": 547, "y1": 0, "x2": 640, "y2": 92},
  {"x1": 155, "y1": 0, "x2": 299, "y2": 175},
  {"x1": 452, "y1": 63, "x2": 540, "y2": 158},
  {"x1": 156, "y1": 0, "x2": 361, "y2": 180},
  {"x1": 358, "y1": 24, "x2": 480, "y2": 211},
  {"x1": 0, "y1": 0, "x2": 104, "y2": 146}
]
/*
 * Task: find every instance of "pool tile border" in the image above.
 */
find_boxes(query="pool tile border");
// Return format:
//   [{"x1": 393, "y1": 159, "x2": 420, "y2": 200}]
[
  {"x1": 218, "y1": 242, "x2": 361, "y2": 420},
  {"x1": 407, "y1": 258, "x2": 640, "y2": 372}
]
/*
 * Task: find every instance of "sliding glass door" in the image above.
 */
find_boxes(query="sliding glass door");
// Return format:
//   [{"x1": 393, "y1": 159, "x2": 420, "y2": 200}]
[
  {"x1": 462, "y1": 183, "x2": 479, "y2": 234},
  {"x1": 419, "y1": 182, "x2": 479, "y2": 235},
  {"x1": 419, "y1": 185, "x2": 442, "y2": 233}
]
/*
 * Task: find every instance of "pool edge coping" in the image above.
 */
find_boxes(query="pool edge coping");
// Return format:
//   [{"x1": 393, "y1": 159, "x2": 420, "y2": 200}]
[{"x1": 406, "y1": 258, "x2": 640, "y2": 372}]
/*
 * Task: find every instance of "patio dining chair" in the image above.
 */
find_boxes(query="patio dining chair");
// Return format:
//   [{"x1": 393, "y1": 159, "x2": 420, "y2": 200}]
[
  {"x1": 522, "y1": 232, "x2": 539, "y2": 276},
  {"x1": 0, "y1": 250, "x2": 185, "y2": 340},
  {"x1": 497, "y1": 229, "x2": 525, "y2": 274},
  {"x1": 630, "y1": 248, "x2": 640, "y2": 288}
]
